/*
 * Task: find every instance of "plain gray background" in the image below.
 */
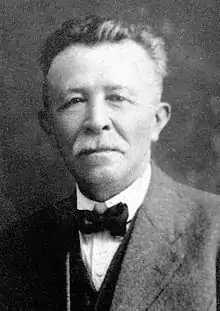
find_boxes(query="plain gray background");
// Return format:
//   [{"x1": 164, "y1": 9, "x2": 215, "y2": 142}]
[{"x1": 1, "y1": 0, "x2": 220, "y2": 211}]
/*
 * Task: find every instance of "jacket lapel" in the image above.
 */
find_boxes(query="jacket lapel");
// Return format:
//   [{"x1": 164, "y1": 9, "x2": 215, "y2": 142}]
[{"x1": 110, "y1": 164, "x2": 186, "y2": 311}]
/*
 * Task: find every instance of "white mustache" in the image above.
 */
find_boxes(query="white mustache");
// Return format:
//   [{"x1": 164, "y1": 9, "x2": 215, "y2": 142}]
[{"x1": 73, "y1": 135, "x2": 128, "y2": 156}]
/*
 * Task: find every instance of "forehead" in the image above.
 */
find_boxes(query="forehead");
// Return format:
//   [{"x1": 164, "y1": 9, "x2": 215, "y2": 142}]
[{"x1": 47, "y1": 40, "x2": 159, "y2": 90}]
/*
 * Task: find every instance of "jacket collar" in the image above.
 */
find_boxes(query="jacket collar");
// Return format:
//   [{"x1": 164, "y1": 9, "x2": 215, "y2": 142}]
[
  {"x1": 55, "y1": 163, "x2": 187, "y2": 310},
  {"x1": 110, "y1": 164, "x2": 186, "y2": 311}
]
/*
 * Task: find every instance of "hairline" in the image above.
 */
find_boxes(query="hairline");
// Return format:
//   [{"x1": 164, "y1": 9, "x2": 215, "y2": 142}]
[
  {"x1": 47, "y1": 39, "x2": 164, "y2": 82},
  {"x1": 40, "y1": 17, "x2": 167, "y2": 110},
  {"x1": 43, "y1": 40, "x2": 163, "y2": 113}
]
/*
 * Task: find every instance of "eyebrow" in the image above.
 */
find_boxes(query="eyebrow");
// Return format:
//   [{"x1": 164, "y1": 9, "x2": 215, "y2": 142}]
[
  {"x1": 104, "y1": 85, "x2": 131, "y2": 92},
  {"x1": 64, "y1": 87, "x2": 87, "y2": 95},
  {"x1": 64, "y1": 85, "x2": 135, "y2": 95}
]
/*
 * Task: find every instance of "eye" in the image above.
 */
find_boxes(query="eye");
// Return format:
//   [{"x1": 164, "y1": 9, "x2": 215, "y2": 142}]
[
  {"x1": 58, "y1": 97, "x2": 86, "y2": 111},
  {"x1": 106, "y1": 94, "x2": 126, "y2": 102},
  {"x1": 69, "y1": 97, "x2": 86, "y2": 105}
]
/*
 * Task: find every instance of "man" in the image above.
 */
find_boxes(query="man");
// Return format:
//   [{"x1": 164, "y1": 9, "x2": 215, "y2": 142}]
[{"x1": 1, "y1": 15, "x2": 220, "y2": 310}]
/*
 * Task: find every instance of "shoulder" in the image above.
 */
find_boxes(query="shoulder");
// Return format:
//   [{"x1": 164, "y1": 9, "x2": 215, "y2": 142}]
[
  {"x1": 0, "y1": 198, "x2": 57, "y2": 252},
  {"x1": 151, "y1": 163, "x2": 220, "y2": 242},
  {"x1": 16, "y1": 192, "x2": 77, "y2": 228},
  {"x1": 173, "y1": 174, "x2": 220, "y2": 222},
  {"x1": 0, "y1": 195, "x2": 77, "y2": 264},
  {"x1": 0, "y1": 194, "x2": 74, "y2": 251},
  {"x1": 152, "y1": 162, "x2": 220, "y2": 213}
]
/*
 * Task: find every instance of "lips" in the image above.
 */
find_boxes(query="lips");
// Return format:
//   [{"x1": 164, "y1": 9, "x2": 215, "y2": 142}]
[{"x1": 78, "y1": 147, "x2": 121, "y2": 156}]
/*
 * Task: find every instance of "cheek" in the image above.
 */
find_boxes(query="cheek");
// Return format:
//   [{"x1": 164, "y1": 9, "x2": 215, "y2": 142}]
[
  {"x1": 123, "y1": 111, "x2": 154, "y2": 145},
  {"x1": 52, "y1": 114, "x2": 82, "y2": 146},
  {"x1": 132, "y1": 124, "x2": 152, "y2": 148}
]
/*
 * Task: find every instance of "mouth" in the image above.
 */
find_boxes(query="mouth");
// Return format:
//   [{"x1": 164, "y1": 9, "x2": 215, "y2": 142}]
[{"x1": 78, "y1": 147, "x2": 121, "y2": 156}]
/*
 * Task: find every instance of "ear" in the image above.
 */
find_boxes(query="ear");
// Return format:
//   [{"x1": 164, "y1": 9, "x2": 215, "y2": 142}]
[
  {"x1": 38, "y1": 110, "x2": 52, "y2": 135},
  {"x1": 151, "y1": 102, "x2": 171, "y2": 142},
  {"x1": 38, "y1": 110, "x2": 59, "y2": 149}
]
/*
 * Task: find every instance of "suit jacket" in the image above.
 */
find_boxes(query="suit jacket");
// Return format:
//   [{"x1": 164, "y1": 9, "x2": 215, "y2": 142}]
[{"x1": 1, "y1": 163, "x2": 220, "y2": 310}]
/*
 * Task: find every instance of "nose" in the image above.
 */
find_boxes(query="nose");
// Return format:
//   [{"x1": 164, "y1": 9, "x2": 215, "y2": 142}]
[{"x1": 84, "y1": 95, "x2": 110, "y2": 134}]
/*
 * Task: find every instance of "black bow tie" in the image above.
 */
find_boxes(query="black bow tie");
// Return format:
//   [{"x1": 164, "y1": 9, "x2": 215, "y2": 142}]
[{"x1": 76, "y1": 202, "x2": 129, "y2": 237}]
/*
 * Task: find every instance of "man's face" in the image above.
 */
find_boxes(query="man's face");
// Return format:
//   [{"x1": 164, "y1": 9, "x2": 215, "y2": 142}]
[{"x1": 45, "y1": 40, "x2": 170, "y2": 199}]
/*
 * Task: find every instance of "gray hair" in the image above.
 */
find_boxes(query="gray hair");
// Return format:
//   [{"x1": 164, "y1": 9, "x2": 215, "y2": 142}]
[{"x1": 39, "y1": 15, "x2": 168, "y2": 108}]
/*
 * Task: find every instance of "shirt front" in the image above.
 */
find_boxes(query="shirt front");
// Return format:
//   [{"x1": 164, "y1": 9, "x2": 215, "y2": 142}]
[{"x1": 77, "y1": 164, "x2": 151, "y2": 290}]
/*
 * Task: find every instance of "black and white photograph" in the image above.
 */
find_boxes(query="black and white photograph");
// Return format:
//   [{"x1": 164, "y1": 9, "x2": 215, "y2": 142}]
[{"x1": 1, "y1": 1, "x2": 220, "y2": 310}]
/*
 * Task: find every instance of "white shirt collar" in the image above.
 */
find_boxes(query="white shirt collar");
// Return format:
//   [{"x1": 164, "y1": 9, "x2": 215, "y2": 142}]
[{"x1": 76, "y1": 163, "x2": 151, "y2": 221}]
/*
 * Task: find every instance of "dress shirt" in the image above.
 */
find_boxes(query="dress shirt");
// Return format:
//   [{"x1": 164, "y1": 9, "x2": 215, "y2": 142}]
[{"x1": 76, "y1": 164, "x2": 151, "y2": 290}]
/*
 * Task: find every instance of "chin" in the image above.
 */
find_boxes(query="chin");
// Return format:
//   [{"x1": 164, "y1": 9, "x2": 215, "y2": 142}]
[
  {"x1": 81, "y1": 166, "x2": 120, "y2": 185},
  {"x1": 74, "y1": 164, "x2": 134, "y2": 201},
  {"x1": 78, "y1": 173, "x2": 125, "y2": 202},
  {"x1": 71, "y1": 162, "x2": 122, "y2": 184}
]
